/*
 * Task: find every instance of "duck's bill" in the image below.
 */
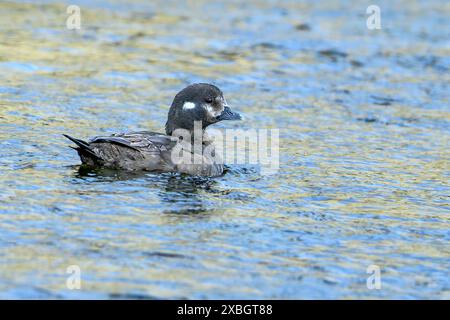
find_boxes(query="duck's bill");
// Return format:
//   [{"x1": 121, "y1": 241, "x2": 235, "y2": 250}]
[{"x1": 216, "y1": 106, "x2": 242, "y2": 121}]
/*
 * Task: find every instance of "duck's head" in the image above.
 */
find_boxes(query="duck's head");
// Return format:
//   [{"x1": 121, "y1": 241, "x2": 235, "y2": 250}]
[{"x1": 165, "y1": 83, "x2": 241, "y2": 135}]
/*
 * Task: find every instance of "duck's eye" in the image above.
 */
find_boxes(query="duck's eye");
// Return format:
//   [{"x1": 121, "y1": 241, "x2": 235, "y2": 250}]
[{"x1": 205, "y1": 97, "x2": 213, "y2": 103}]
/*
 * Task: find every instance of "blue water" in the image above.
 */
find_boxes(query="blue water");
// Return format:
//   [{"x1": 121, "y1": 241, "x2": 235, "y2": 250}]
[{"x1": 0, "y1": 0, "x2": 449, "y2": 299}]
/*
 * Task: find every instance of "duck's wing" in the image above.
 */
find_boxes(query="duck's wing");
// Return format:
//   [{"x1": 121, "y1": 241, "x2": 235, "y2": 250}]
[
  {"x1": 64, "y1": 131, "x2": 178, "y2": 171},
  {"x1": 90, "y1": 131, "x2": 178, "y2": 151}
]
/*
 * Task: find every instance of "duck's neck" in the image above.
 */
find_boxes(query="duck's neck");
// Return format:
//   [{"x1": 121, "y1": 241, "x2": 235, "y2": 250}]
[
  {"x1": 167, "y1": 121, "x2": 213, "y2": 146},
  {"x1": 190, "y1": 129, "x2": 213, "y2": 150}
]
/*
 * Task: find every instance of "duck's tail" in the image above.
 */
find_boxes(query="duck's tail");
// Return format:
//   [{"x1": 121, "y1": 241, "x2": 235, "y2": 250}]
[{"x1": 63, "y1": 134, "x2": 102, "y2": 164}]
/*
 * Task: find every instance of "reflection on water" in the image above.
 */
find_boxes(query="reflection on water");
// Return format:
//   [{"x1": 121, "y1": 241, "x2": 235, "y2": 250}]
[
  {"x1": 73, "y1": 166, "x2": 219, "y2": 217},
  {"x1": 0, "y1": 0, "x2": 449, "y2": 299},
  {"x1": 76, "y1": 166, "x2": 220, "y2": 215}
]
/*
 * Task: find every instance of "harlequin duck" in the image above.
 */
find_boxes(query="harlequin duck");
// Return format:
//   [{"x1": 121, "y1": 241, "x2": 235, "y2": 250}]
[{"x1": 63, "y1": 83, "x2": 241, "y2": 176}]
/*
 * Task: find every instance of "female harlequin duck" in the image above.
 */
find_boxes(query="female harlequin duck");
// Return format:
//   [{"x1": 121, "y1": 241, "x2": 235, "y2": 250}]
[{"x1": 63, "y1": 83, "x2": 241, "y2": 176}]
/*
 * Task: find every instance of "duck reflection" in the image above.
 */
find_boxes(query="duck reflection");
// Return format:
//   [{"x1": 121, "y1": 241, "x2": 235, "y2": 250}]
[
  {"x1": 159, "y1": 175, "x2": 216, "y2": 215},
  {"x1": 72, "y1": 165, "x2": 221, "y2": 215}
]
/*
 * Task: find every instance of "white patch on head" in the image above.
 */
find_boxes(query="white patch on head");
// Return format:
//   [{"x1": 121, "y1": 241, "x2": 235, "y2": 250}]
[
  {"x1": 204, "y1": 104, "x2": 222, "y2": 117},
  {"x1": 182, "y1": 102, "x2": 196, "y2": 110}
]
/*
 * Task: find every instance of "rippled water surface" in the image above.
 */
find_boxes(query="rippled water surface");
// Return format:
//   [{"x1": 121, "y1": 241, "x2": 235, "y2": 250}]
[{"x1": 0, "y1": 0, "x2": 449, "y2": 299}]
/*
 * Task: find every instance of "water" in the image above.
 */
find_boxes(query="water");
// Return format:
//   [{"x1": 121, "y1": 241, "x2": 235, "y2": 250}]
[{"x1": 0, "y1": 0, "x2": 449, "y2": 299}]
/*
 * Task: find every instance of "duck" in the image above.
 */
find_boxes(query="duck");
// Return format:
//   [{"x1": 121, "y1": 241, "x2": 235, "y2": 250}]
[{"x1": 63, "y1": 83, "x2": 242, "y2": 177}]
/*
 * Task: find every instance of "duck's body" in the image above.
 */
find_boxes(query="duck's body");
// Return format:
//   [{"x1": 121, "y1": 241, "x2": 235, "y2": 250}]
[
  {"x1": 64, "y1": 130, "x2": 224, "y2": 176},
  {"x1": 64, "y1": 84, "x2": 241, "y2": 177}
]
